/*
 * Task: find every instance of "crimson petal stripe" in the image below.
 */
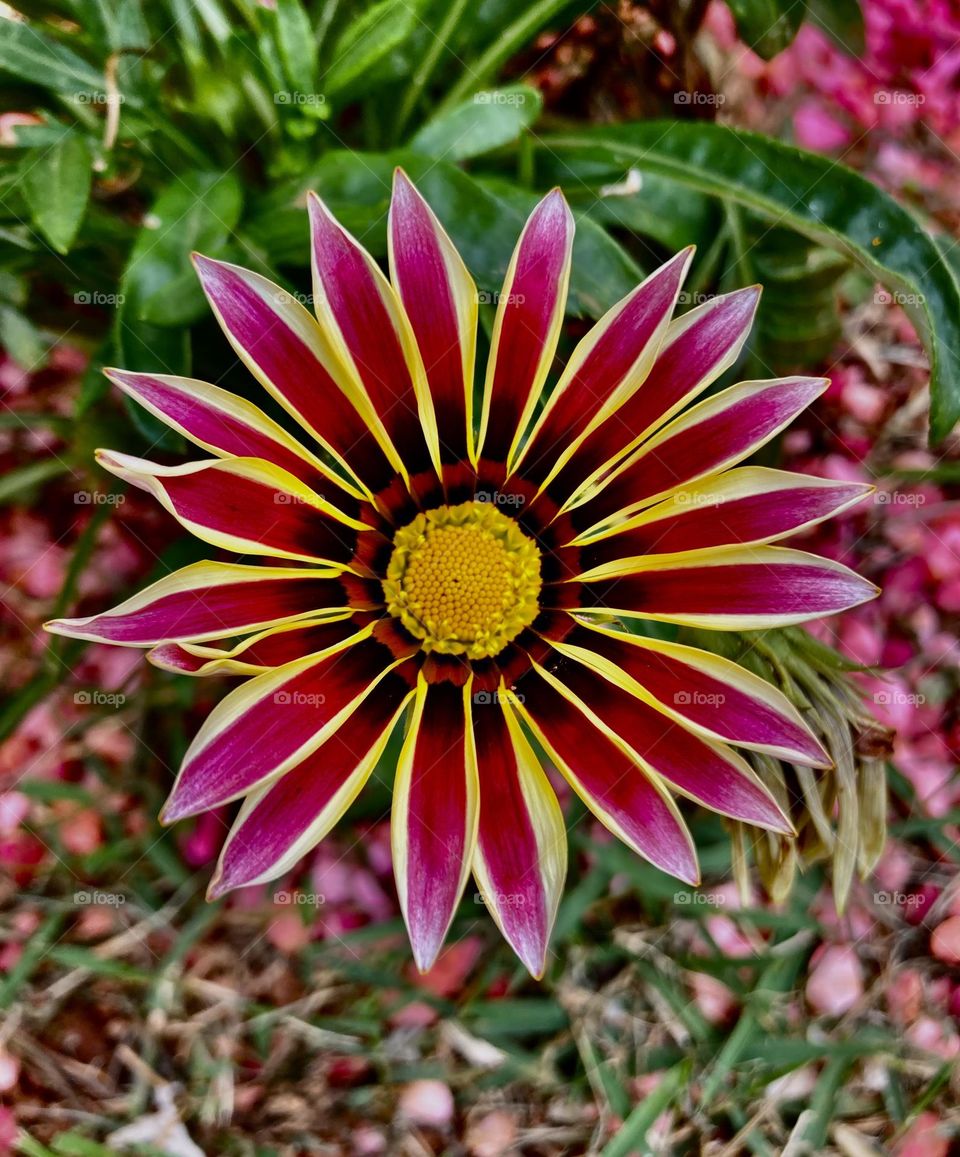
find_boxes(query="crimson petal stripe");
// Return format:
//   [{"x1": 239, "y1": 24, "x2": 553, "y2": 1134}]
[
  {"x1": 543, "y1": 286, "x2": 760, "y2": 505},
  {"x1": 308, "y1": 192, "x2": 441, "y2": 482},
  {"x1": 529, "y1": 659, "x2": 792, "y2": 835},
  {"x1": 471, "y1": 692, "x2": 567, "y2": 978},
  {"x1": 104, "y1": 368, "x2": 352, "y2": 501},
  {"x1": 572, "y1": 545, "x2": 880, "y2": 629},
  {"x1": 389, "y1": 169, "x2": 478, "y2": 467},
  {"x1": 476, "y1": 189, "x2": 575, "y2": 469},
  {"x1": 94, "y1": 451, "x2": 371, "y2": 568},
  {"x1": 44, "y1": 562, "x2": 349, "y2": 646},
  {"x1": 566, "y1": 376, "x2": 830, "y2": 528},
  {"x1": 209, "y1": 674, "x2": 414, "y2": 896},
  {"x1": 573, "y1": 468, "x2": 874, "y2": 568},
  {"x1": 392, "y1": 676, "x2": 478, "y2": 972},
  {"x1": 513, "y1": 247, "x2": 693, "y2": 489},
  {"x1": 511, "y1": 672, "x2": 700, "y2": 883},
  {"x1": 161, "y1": 628, "x2": 413, "y2": 822},
  {"x1": 551, "y1": 621, "x2": 830, "y2": 766},
  {"x1": 192, "y1": 254, "x2": 396, "y2": 496}
]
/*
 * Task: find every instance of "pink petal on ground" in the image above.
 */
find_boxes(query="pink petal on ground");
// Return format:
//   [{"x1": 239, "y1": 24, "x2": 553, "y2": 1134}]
[
  {"x1": 931, "y1": 915, "x2": 960, "y2": 964},
  {"x1": 397, "y1": 1080, "x2": 455, "y2": 1129},
  {"x1": 806, "y1": 944, "x2": 864, "y2": 1015},
  {"x1": 895, "y1": 1112, "x2": 950, "y2": 1157}
]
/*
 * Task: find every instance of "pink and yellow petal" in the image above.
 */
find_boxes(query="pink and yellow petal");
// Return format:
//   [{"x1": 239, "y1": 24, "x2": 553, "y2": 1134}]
[
  {"x1": 44, "y1": 561, "x2": 346, "y2": 646},
  {"x1": 573, "y1": 467, "x2": 874, "y2": 565},
  {"x1": 476, "y1": 190, "x2": 575, "y2": 469},
  {"x1": 392, "y1": 676, "x2": 479, "y2": 972},
  {"x1": 389, "y1": 170, "x2": 478, "y2": 466},
  {"x1": 104, "y1": 368, "x2": 355, "y2": 500},
  {"x1": 514, "y1": 248, "x2": 692, "y2": 489},
  {"x1": 308, "y1": 192, "x2": 441, "y2": 481},
  {"x1": 531, "y1": 659, "x2": 791, "y2": 835},
  {"x1": 95, "y1": 451, "x2": 371, "y2": 567},
  {"x1": 471, "y1": 692, "x2": 566, "y2": 978},
  {"x1": 148, "y1": 614, "x2": 362, "y2": 676},
  {"x1": 210, "y1": 676, "x2": 413, "y2": 896},
  {"x1": 513, "y1": 670, "x2": 700, "y2": 882},
  {"x1": 543, "y1": 286, "x2": 760, "y2": 504},
  {"x1": 566, "y1": 376, "x2": 829, "y2": 524},
  {"x1": 554, "y1": 621, "x2": 829, "y2": 767},
  {"x1": 572, "y1": 545, "x2": 879, "y2": 630},
  {"x1": 161, "y1": 627, "x2": 413, "y2": 822},
  {"x1": 193, "y1": 254, "x2": 396, "y2": 495}
]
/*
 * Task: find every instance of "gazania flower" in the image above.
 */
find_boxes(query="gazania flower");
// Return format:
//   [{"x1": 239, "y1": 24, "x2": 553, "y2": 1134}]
[{"x1": 47, "y1": 172, "x2": 878, "y2": 976}]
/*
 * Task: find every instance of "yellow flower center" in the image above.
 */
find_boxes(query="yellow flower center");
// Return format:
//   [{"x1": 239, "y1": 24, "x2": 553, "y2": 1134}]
[{"x1": 383, "y1": 501, "x2": 542, "y2": 660}]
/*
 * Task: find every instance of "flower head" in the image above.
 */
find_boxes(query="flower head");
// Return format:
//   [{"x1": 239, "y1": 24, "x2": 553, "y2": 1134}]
[{"x1": 47, "y1": 172, "x2": 878, "y2": 976}]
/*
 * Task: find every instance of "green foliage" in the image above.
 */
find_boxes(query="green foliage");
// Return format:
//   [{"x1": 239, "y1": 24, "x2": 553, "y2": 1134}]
[{"x1": 0, "y1": 0, "x2": 951, "y2": 443}]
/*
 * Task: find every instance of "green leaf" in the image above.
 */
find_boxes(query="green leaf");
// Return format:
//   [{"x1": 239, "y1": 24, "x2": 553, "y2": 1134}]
[
  {"x1": 323, "y1": 0, "x2": 422, "y2": 96},
  {"x1": 0, "y1": 20, "x2": 104, "y2": 95},
  {"x1": 726, "y1": 0, "x2": 805, "y2": 58},
  {"x1": 538, "y1": 122, "x2": 960, "y2": 441},
  {"x1": 410, "y1": 84, "x2": 542, "y2": 162},
  {"x1": 0, "y1": 305, "x2": 46, "y2": 369},
  {"x1": 274, "y1": 0, "x2": 318, "y2": 95},
  {"x1": 131, "y1": 170, "x2": 243, "y2": 327},
  {"x1": 805, "y1": 0, "x2": 864, "y2": 55},
  {"x1": 0, "y1": 459, "x2": 70, "y2": 505},
  {"x1": 20, "y1": 133, "x2": 93, "y2": 254}
]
